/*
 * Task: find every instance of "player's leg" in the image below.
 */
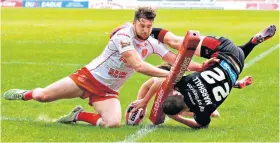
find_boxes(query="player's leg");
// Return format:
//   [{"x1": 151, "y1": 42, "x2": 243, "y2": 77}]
[
  {"x1": 56, "y1": 66, "x2": 122, "y2": 127},
  {"x1": 4, "y1": 77, "x2": 84, "y2": 102},
  {"x1": 238, "y1": 25, "x2": 276, "y2": 58},
  {"x1": 92, "y1": 98, "x2": 122, "y2": 127},
  {"x1": 32, "y1": 77, "x2": 84, "y2": 102},
  {"x1": 56, "y1": 97, "x2": 121, "y2": 128},
  {"x1": 193, "y1": 36, "x2": 223, "y2": 58}
]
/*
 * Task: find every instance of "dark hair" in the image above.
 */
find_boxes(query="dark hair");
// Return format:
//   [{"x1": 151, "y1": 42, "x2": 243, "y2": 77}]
[
  {"x1": 134, "y1": 6, "x2": 156, "y2": 21},
  {"x1": 162, "y1": 96, "x2": 185, "y2": 115},
  {"x1": 157, "y1": 62, "x2": 172, "y2": 71}
]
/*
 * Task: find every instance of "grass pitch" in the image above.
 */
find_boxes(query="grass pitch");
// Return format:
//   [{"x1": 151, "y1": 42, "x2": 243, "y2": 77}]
[{"x1": 1, "y1": 8, "x2": 279, "y2": 142}]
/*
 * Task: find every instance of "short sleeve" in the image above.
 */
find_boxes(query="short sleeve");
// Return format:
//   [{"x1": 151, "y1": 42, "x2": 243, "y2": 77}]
[
  {"x1": 113, "y1": 36, "x2": 134, "y2": 54},
  {"x1": 149, "y1": 38, "x2": 170, "y2": 57}
]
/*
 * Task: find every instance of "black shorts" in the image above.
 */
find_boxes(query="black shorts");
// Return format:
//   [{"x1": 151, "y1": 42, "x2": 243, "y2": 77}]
[{"x1": 200, "y1": 36, "x2": 245, "y2": 73}]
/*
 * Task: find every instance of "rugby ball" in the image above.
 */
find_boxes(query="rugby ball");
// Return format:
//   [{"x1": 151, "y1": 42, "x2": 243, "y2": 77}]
[{"x1": 125, "y1": 101, "x2": 146, "y2": 126}]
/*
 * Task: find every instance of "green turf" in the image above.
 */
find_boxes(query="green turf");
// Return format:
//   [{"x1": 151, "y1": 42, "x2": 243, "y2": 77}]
[{"x1": 1, "y1": 8, "x2": 279, "y2": 142}]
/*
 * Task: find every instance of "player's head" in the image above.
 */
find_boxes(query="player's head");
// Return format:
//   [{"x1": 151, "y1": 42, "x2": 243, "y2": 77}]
[
  {"x1": 162, "y1": 96, "x2": 186, "y2": 115},
  {"x1": 133, "y1": 6, "x2": 156, "y2": 41},
  {"x1": 157, "y1": 62, "x2": 172, "y2": 71}
]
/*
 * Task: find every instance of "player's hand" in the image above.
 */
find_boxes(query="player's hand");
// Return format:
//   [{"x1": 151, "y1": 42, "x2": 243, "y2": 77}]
[
  {"x1": 200, "y1": 58, "x2": 220, "y2": 71},
  {"x1": 131, "y1": 99, "x2": 148, "y2": 113}
]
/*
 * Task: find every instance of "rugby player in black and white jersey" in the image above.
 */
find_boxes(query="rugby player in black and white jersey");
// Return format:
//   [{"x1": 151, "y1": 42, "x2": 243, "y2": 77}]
[{"x1": 130, "y1": 25, "x2": 276, "y2": 128}]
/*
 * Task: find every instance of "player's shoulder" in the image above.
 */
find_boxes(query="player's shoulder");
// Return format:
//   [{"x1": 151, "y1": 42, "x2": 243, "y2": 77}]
[
  {"x1": 147, "y1": 36, "x2": 163, "y2": 46},
  {"x1": 112, "y1": 24, "x2": 133, "y2": 40}
]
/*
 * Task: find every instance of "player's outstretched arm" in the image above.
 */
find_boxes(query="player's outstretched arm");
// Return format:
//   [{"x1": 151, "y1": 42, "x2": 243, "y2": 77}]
[
  {"x1": 168, "y1": 115, "x2": 206, "y2": 129},
  {"x1": 136, "y1": 78, "x2": 155, "y2": 100},
  {"x1": 162, "y1": 51, "x2": 177, "y2": 65},
  {"x1": 162, "y1": 31, "x2": 215, "y2": 72},
  {"x1": 162, "y1": 50, "x2": 204, "y2": 72},
  {"x1": 188, "y1": 58, "x2": 221, "y2": 72},
  {"x1": 122, "y1": 50, "x2": 169, "y2": 77},
  {"x1": 162, "y1": 32, "x2": 184, "y2": 50},
  {"x1": 188, "y1": 61, "x2": 203, "y2": 72},
  {"x1": 132, "y1": 78, "x2": 164, "y2": 113}
]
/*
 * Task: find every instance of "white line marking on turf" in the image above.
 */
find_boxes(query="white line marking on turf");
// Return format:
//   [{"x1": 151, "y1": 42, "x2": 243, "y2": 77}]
[
  {"x1": 244, "y1": 44, "x2": 279, "y2": 69},
  {"x1": 118, "y1": 124, "x2": 160, "y2": 143},
  {"x1": 15, "y1": 40, "x2": 97, "y2": 45},
  {"x1": 0, "y1": 116, "x2": 33, "y2": 122},
  {"x1": 1, "y1": 44, "x2": 279, "y2": 142},
  {"x1": 2, "y1": 45, "x2": 279, "y2": 69},
  {"x1": 2, "y1": 61, "x2": 83, "y2": 67},
  {"x1": 35, "y1": 114, "x2": 56, "y2": 123},
  {"x1": 1, "y1": 114, "x2": 56, "y2": 123},
  {"x1": 120, "y1": 44, "x2": 279, "y2": 143}
]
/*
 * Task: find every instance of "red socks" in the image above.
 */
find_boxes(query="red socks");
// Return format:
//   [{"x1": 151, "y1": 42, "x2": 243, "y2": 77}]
[
  {"x1": 23, "y1": 91, "x2": 33, "y2": 101},
  {"x1": 76, "y1": 112, "x2": 102, "y2": 126},
  {"x1": 23, "y1": 91, "x2": 102, "y2": 126},
  {"x1": 251, "y1": 37, "x2": 258, "y2": 45}
]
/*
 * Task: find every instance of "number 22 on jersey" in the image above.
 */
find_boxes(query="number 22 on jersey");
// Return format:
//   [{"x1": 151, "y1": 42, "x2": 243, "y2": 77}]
[{"x1": 200, "y1": 67, "x2": 230, "y2": 102}]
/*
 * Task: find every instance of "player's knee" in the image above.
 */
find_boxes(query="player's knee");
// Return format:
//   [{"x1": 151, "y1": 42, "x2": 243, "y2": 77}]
[
  {"x1": 104, "y1": 118, "x2": 121, "y2": 128},
  {"x1": 32, "y1": 88, "x2": 50, "y2": 102},
  {"x1": 103, "y1": 118, "x2": 121, "y2": 128}
]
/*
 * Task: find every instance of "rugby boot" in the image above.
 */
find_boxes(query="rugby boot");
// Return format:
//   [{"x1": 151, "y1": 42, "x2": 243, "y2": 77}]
[
  {"x1": 234, "y1": 76, "x2": 253, "y2": 89},
  {"x1": 252, "y1": 25, "x2": 276, "y2": 44},
  {"x1": 3, "y1": 89, "x2": 28, "y2": 100},
  {"x1": 56, "y1": 106, "x2": 84, "y2": 124}
]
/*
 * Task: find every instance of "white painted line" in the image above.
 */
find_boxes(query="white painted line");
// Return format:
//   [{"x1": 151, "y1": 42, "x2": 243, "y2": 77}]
[
  {"x1": 35, "y1": 114, "x2": 57, "y2": 123},
  {"x1": 2, "y1": 61, "x2": 82, "y2": 67},
  {"x1": 1, "y1": 116, "x2": 33, "y2": 122},
  {"x1": 1, "y1": 114, "x2": 56, "y2": 123},
  {"x1": 118, "y1": 124, "x2": 160, "y2": 143},
  {"x1": 15, "y1": 40, "x2": 97, "y2": 45},
  {"x1": 244, "y1": 44, "x2": 279, "y2": 69},
  {"x1": 2, "y1": 44, "x2": 279, "y2": 142},
  {"x1": 120, "y1": 44, "x2": 279, "y2": 142},
  {"x1": 2, "y1": 45, "x2": 278, "y2": 69}
]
